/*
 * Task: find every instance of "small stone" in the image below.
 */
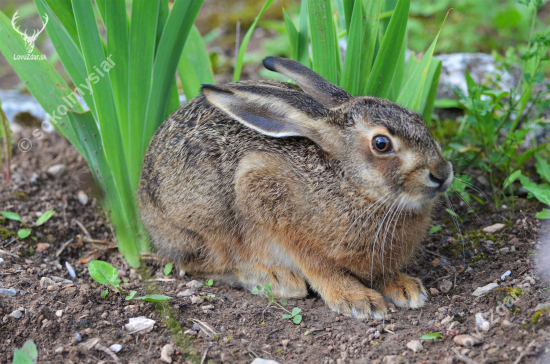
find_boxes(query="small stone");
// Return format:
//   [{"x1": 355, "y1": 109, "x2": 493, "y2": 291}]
[
  {"x1": 160, "y1": 344, "x2": 174, "y2": 363},
  {"x1": 191, "y1": 323, "x2": 201, "y2": 331},
  {"x1": 176, "y1": 289, "x2": 195, "y2": 297},
  {"x1": 251, "y1": 359, "x2": 282, "y2": 364},
  {"x1": 500, "y1": 247, "x2": 510, "y2": 255},
  {"x1": 101, "y1": 312, "x2": 108, "y2": 319},
  {"x1": 40, "y1": 277, "x2": 55, "y2": 288},
  {"x1": 0, "y1": 258, "x2": 4, "y2": 263},
  {"x1": 430, "y1": 288, "x2": 440, "y2": 295},
  {"x1": 487, "y1": 347, "x2": 499, "y2": 354},
  {"x1": 46, "y1": 164, "x2": 66, "y2": 178},
  {"x1": 190, "y1": 295, "x2": 203, "y2": 304},
  {"x1": 454, "y1": 334, "x2": 482, "y2": 347},
  {"x1": 55, "y1": 310, "x2": 63, "y2": 317},
  {"x1": 202, "y1": 305, "x2": 214, "y2": 310},
  {"x1": 220, "y1": 326, "x2": 226, "y2": 332},
  {"x1": 109, "y1": 344, "x2": 122, "y2": 353},
  {"x1": 184, "y1": 329, "x2": 197, "y2": 336},
  {"x1": 475, "y1": 313, "x2": 491, "y2": 331},
  {"x1": 77, "y1": 190, "x2": 89, "y2": 205},
  {"x1": 502, "y1": 320, "x2": 513, "y2": 326},
  {"x1": 282, "y1": 339, "x2": 290, "y2": 347},
  {"x1": 382, "y1": 355, "x2": 404, "y2": 364},
  {"x1": 439, "y1": 279, "x2": 453, "y2": 293},
  {"x1": 74, "y1": 332, "x2": 82, "y2": 342},
  {"x1": 36, "y1": 243, "x2": 50, "y2": 252},
  {"x1": 186, "y1": 280, "x2": 204, "y2": 289},
  {"x1": 385, "y1": 324, "x2": 397, "y2": 331},
  {"x1": 472, "y1": 283, "x2": 499, "y2": 297},
  {"x1": 10, "y1": 310, "x2": 22, "y2": 319},
  {"x1": 437, "y1": 307, "x2": 447, "y2": 313},
  {"x1": 0, "y1": 289, "x2": 18, "y2": 297},
  {"x1": 406, "y1": 340, "x2": 423, "y2": 353},
  {"x1": 54, "y1": 347, "x2": 64, "y2": 354},
  {"x1": 125, "y1": 316, "x2": 155, "y2": 333},
  {"x1": 482, "y1": 223, "x2": 505, "y2": 234}
]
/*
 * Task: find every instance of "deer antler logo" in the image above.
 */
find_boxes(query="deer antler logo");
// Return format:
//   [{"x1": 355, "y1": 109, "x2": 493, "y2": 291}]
[{"x1": 11, "y1": 11, "x2": 49, "y2": 54}]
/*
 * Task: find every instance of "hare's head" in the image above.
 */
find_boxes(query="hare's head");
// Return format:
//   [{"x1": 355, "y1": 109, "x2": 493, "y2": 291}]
[{"x1": 203, "y1": 57, "x2": 452, "y2": 211}]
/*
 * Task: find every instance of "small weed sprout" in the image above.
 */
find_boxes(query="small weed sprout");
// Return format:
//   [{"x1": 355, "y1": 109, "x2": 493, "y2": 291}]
[
  {"x1": 0, "y1": 209, "x2": 55, "y2": 241},
  {"x1": 88, "y1": 260, "x2": 171, "y2": 303},
  {"x1": 12, "y1": 339, "x2": 37, "y2": 364},
  {"x1": 252, "y1": 283, "x2": 303, "y2": 324}
]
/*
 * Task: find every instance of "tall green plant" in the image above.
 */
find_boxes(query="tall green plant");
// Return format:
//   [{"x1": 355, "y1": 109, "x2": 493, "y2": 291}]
[
  {"x1": 283, "y1": 0, "x2": 445, "y2": 121},
  {"x1": 0, "y1": 0, "x2": 213, "y2": 267}
]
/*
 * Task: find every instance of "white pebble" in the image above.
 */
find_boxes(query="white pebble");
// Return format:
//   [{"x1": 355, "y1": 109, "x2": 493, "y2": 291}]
[
  {"x1": 109, "y1": 344, "x2": 122, "y2": 353},
  {"x1": 77, "y1": 190, "x2": 89, "y2": 205},
  {"x1": 160, "y1": 344, "x2": 174, "y2": 363},
  {"x1": 406, "y1": 340, "x2": 423, "y2": 353},
  {"x1": 55, "y1": 310, "x2": 63, "y2": 317}
]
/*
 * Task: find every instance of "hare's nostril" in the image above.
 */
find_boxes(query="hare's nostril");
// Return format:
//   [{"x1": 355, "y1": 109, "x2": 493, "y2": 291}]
[{"x1": 429, "y1": 172, "x2": 446, "y2": 186}]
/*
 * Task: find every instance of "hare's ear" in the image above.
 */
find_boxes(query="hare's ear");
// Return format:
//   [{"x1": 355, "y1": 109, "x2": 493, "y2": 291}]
[
  {"x1": 263, "y1": 57, "x2": 352, "y2": 108},
  {"x1": 203, "y1": 84, "x2": 340, "y2": 150}
]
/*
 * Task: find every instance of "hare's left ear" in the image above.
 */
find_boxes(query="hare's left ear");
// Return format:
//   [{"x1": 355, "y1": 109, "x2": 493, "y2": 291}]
[
  {"x1": 263, "y1": 57, "x2": 352, "y2": 108},
  {"x1": 202, "y1": 84, "x2": 342, "y2": 151}
]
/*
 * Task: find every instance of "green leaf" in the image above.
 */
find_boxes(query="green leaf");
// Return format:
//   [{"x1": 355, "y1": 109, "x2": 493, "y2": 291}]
[
  {"x1": 18, "y1": 229, "x2": 31, "y2": 239},
  {"x1": 365, "y1": 0, "x2": 409, "y2": 98},
  {"x1": 133, "y1": 294, "x2": 172, "y2": 302},
  {"x1": 264, "y1": 283, "x2": 273, "y2": 292},
  {"x1": 296, "y1": 0, "x2": 310, "y2": 67},
  {"x1": 520, "y1": 175, "x2": 550, "y2": 205},
  {"x1": 421, "y1": 59, "x2": 442, "y2": 123},
  {"x1": 535, "y1": 155, "x2": 550, "y2": 183},
  {"x1": 12, "y1": 340, "x2": 37, "y2": 364},
  {"x1": 280, "y1": 299, "x2": 288, "y2": 306},
  {"x1": 359, "y1": 0, "x2": 383, "y2": 93},
  {"x1": 105, "y1": 0, "x2": 130, "y2": 156},
  {"x1": 283, "y1": 9, "x2": 299, "y2": 61},
  {"x1": 503, "y1": 170, "x2": 522, "y2": 189},
  {"x1": 293, "y1": 314, "x2": 303, "y2": 324},
  {"x1": 35, "y1": 208, "x2": 55, "y2": 226},
  {"x1": 43, "y1": 0, "x2": 79, "y2": 47},
  {"x1": 536, "y1": 209, "x2": 550, "y2": 219},
  {"x1": 207, "y1": 279, "x2": 214, "y2": 287},
  {"x1": 429, "y1": 226, "x2": 441, "y2": 234},
  {"x1": 102, "y1": 289, "x2": 109, "y2": 299},
  {"x1": 233, "y1": 0, "x2": 274, "y2": 81},
  {"x1": 420, "y1": 332, "x2": 443, "y2": 340},
  {"x1": 164, "y1": 263, "x2": 173, "y2": 276},
  {"x1": 340, "y1": 0, "x2": 363, "y2": 95},
  {"x1": 308, "y1": 0, "x2": 339, "y2": 84},
  {"x1": 445, "y1": 208, "x2": 459, "y2": 218},
  {"x1": 88, "y1": 260, "x2": 120, "y2": 288},
  {"x1": 397, "y1": 11, "x2": 448, "y2": 111},
  {"x1": 252, "y1": 286, "x2": 260, "y2": 295},
  {"x1": 434, "y1": 98, "x2": 462, "y2": 108},
  {"x1": 282, "y1": 314, "x2": 293, "y2": 319},
  {"x1": 1, "y1": 211, "x2": 21, "y2": 222},
  {"x1": 125, "y1": 291, "x2": 138, "y2": 300},
  {"x1": 292, "y1": 307, "x2": 302, "y2": 316},
  {"x1": 179, "y1": 26, "x2": 215, "y2": 100}
]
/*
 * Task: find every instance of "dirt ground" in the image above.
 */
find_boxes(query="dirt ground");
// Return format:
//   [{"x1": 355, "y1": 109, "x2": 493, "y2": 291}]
[{"x1": 1, "y1": 128, "x2": 550, "y2": 364}]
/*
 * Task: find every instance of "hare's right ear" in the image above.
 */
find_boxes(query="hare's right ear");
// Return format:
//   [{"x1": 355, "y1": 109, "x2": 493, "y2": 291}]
[
  {"x1": 203, "y1": 84, "x2": 342, "y2": 152},
  {"x1": 263, "y1": 57, "x2": 352, "y2": 108}
]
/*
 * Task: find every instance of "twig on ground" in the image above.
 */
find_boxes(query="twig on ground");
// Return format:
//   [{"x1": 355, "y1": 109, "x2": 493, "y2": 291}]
[
  {"x1": 73, "y1": 219, "x2": 90, "y2": 237},
  {"x1": 56, "y1": 238, "x2": 74, "y2": 257},
  {"x1": 517, "y1": 267, "x2": 533, "y2": 277},
  {"x1": 512, "y1": 340, "x2": 536, "y2": 364},
  {"x1": 266, "y1": 328, "x2": 279, "y2": 337},
  {"x1": 200, "y1": 347, "x2": 209, "y2": 364},
  {"x1": 95, "y1": 343, "x2": 121, "y2": 364},
  {"x1": 4, "y1": 237, "x2": 17, "y2": 247},
  {"x1": 0, "y1": 249, "x2": 19, "y2": 258},
  {"x1": 452, "y1": 348, "x2": 480, "y2": 364}
]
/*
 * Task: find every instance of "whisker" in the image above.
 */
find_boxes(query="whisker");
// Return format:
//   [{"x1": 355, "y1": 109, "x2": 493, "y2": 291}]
[
  {"x1": 381, "y1": 198, "x2": 405, "y2": 284},
  {"x1": 336, "y1": 192, "x2": 390, "y2": 249},
  {"x1": 370, "y1": 196, "x2": 401, "y2": 287},
  {"x1": 452, "y1": 191, "x2": 483, "y2": 225},
  {"x1": 389, "y1": 199, "x2": 407, "y2": 274},
  {"x1": 453, "y1": 177, "x2": 492, "y2": 205},
  {"x1": 348, "y1": 194, "x2": 392, "y2": 250},
  {"x1": 445, "y1": 194, "x2": 465, "y2": 267}
]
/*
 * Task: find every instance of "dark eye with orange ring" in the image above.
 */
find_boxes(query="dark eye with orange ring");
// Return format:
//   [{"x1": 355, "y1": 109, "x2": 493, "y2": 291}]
[{"x1": 372, "y1": 136, "x2": 392, "y2": 153}]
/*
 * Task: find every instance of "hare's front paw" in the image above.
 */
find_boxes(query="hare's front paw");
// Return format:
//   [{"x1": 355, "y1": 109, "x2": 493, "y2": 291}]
[
  {"x1": 324, "y1": 284, "x2": 387, "y2": 320},
  {"x1": 379, "y1": 273, "x2": 427, "y2": 309}
]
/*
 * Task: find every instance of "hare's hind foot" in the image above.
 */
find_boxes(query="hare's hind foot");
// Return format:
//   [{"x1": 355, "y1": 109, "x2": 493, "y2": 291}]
[
  {"x1": 236, "y1": 264, "x2": 307, "y2": 299},
  {"x1": 379, "y1": 272, "x2": 427, "y2": 309}
]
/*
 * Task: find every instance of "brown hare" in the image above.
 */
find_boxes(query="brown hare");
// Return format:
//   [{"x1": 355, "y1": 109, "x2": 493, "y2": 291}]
[{"x1": 139, "y1": 57, "x2": 453, "y2": 319}]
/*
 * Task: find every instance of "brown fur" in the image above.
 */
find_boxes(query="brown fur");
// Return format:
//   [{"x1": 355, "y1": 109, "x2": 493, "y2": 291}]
[{"x1": 138, "y1": 57, "x2": 453, "y2": 319}]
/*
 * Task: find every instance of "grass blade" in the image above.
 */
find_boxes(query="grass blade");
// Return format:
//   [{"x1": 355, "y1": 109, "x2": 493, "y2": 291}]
[
  {"x1": 142, "y1": 0, "x2": 204, "y2": 163},
  {"x1": 179, "y1": 25, "x2": 215, "y2": 100},
  {"x1": 421, "y1": 59, "x2": 442, "y2": 124},
  {"x1": 358, "y1": 0, "x2": 382, "y2": 93},
  {"x1": 388, "y1": 29, "x2": 407, "y2": 101},
  {"x1": 283, "y1": 9, "x2": 299, "y2": 61},
  {"x1": 105, "y1": 0, "x2": 130, "y2": 157},
  {"x1": 297, "y1": 0, "x2": 310, "y2": 67},
  {"x1": 364, "y1": 0, "x2": 409, "y2": 98},
  {"x1": 44, "y1": 0, "x2": 79, "y2": 47},
  {"x1": 342, "y1": 0, "x2": 354, "y2": 33},
  {"x1": 128, "y1": 0, "x2": 160, "y2": 190},
  {"x1": 396, "y1": 11, "x2": 448, "y2": 112},
  {"x1": 308, "y1": 0, "x2": 339, "y2": 84},
  {"x1": 233, "y1": 0, "x2": 274, "y2": 81},
  {"x1": 340, "y1": 0, "x2": 363, "y2": 95}
]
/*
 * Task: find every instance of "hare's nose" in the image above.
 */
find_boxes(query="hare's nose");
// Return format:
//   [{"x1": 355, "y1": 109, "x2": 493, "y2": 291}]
[
  {"x1": 429, "y1": 172, "x2": 446, "y2": 186},
  {"x1": 429, "y1": 162, "x2": 453, "y2": 191}
]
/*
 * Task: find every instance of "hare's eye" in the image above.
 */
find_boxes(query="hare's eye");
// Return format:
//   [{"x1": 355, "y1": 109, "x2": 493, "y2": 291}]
[{"x1": 372, "y1": 136, "x2": 392, "y2": 153}]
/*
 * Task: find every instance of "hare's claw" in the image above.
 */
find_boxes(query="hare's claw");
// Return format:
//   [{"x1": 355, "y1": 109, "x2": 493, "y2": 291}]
[{"x1": 379, "y1": 273, "x2": 427, "y2": 309}]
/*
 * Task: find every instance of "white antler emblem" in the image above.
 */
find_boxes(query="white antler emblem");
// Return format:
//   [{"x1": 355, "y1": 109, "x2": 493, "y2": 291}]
[{"x1": 11, "y1": 10, "x2": 49, "y2": 54}]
